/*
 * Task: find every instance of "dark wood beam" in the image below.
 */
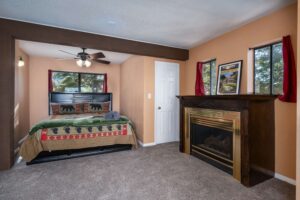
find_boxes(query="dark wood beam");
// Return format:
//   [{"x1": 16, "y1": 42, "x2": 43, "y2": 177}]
[
  {"x1": 0, "y1": 18, "x2": 189, "y2": 60},
  {"x1": 0, "y1": 31, "x2": 15, "y2": 170}
]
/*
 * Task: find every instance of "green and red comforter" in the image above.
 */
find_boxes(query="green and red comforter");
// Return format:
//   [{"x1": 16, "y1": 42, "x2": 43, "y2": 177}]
[{"x1": 20, "y1": 114, "x2": 137, "y2": 161}]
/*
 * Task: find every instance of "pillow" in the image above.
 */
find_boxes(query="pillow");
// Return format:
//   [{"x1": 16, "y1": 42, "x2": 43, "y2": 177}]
[
  {"x1": 83, "y1": 101, "x2": 110, "y2": 113},
  {"x1": 51, "y1": 103, "x2": 82, "y2": 115}
]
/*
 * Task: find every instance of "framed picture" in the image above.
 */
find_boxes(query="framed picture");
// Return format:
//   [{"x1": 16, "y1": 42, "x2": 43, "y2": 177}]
[{"x1": 217, "y1": 60, "x2": 242, "y2": 95}]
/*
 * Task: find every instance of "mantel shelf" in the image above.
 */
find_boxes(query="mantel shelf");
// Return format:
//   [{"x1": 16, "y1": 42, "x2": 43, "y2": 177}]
[{"x1": 177, "y1": 95, "x2": 278, "y2": 101}]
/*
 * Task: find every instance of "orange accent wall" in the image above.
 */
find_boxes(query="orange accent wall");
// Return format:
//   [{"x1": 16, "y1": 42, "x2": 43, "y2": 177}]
[
  {"x1": 14, "y1": 41, "x2": 30, "y2": 150},
  {"x1": 120, "y1": 56, "x2": 145, "y2": 141},
  {"x1": 181, "y1": 4, "x2": 297, "y2": 179},
  {"x1": 29, "y1": 57, "x2": 121, "y2": 126},
  {"x1": 120, "y1": 56, "x2": 185, "y2": 144}
]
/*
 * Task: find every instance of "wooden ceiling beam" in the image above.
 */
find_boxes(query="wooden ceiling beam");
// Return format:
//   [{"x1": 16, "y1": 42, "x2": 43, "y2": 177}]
[{"x1": 0, "y1": 18, "x2": 189, "y2": 61}]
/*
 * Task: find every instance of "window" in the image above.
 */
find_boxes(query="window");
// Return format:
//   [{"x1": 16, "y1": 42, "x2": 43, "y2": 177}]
[
  {"x1": 52, "y1": 71, "x2": 79, "y2": 92},
  {"x1": 202, "y1": 59, "x2": 217, "y2": 95},
  {"x1": 254, "y1": 42, "x2": 283, "y2": 95},
  {"x1": 80, "y1": 73, "x2": 105, "y2": 93},
  {"x1": 51, "y1": 71, "x2": 105, "y2": 93}
]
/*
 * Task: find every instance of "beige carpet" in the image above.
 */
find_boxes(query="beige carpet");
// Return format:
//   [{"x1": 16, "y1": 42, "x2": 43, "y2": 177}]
[{"x1": 0, "y1": 142, "x2": 295, "y2": 200}]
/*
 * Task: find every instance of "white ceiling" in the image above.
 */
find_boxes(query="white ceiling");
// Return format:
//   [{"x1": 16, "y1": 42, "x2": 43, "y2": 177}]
[
  {"x1": 18, "y1": 40, "x2": 132, "y2": 64},
  {"x1": 1, "y1": 0, "x2": 296, "y2": 49}
]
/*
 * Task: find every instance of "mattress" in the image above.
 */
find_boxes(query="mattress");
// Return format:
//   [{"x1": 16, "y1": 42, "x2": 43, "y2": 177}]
[{"x1": 20, "y1": 113, "x2": 137, "y2": 162}]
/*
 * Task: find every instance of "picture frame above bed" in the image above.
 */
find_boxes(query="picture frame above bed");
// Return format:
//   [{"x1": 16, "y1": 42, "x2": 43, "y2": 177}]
[
  {"x1": 48, "y1": 92, "x2": 113, "y2": 115},
  {"x1": 216, "y1": 60, "x2": 242, "y2": 95}
]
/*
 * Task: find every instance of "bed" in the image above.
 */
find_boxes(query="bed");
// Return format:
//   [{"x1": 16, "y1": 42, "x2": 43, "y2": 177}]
[{"x1": 20, "y1": 92, "x2": 137, "y2": 164}]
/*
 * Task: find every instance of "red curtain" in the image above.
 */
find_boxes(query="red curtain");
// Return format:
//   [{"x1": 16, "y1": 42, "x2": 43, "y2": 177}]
[
  {"x1": 279, "y1": 35, "x2": 297, "y2": 102},
  {"x1": 48, "y1": 70, "x2": 53, "y2": 92},
  {"x1": 104, "y1": 74, "x2": 108, "y2": 93},
  {"x1": 195, "y1": 62, "x2": 205, "y2": 96}
]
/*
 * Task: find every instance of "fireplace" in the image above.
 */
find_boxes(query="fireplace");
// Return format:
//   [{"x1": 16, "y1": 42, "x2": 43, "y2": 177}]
[
  {"x1": 177, "y1": 95, "x2": 276, "y2": 187},
  {"x1": 186, "y1": 108, "x2": 241, "y2": 181},
  {"x1": 192, "y1": 124, "x2": 232, "y2": 158}
]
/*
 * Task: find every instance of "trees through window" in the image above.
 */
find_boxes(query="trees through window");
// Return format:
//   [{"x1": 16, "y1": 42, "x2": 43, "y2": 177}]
[
  {"x1": 202, "y1": 59, "x2": 217, "y2": 95},
  {"x1": 51, "y1": 71, "x2": 105, "y2": 93},
  {"x1": 254, "y1": 42, "x2": 283, "y2": 95}
]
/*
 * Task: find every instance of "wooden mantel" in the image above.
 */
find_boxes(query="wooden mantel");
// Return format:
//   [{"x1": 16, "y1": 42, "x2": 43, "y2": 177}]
[
  {"x1": 177, "y1": 94, "x2": 277, "y2": 103},
  {"x1": 177, "y1": 95, "x2": 277, "y2": 187}
]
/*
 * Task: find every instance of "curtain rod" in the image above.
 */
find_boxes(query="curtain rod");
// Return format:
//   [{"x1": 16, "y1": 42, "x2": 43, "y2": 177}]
[
  {"x1": 201, "y1": 58, "x2": 216, "y2": 63},
  {"x1": 248, "y1": 37, "x2": 282, "y2": 50}
]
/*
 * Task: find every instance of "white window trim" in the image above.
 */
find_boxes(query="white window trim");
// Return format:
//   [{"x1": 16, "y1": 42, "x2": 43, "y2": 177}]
[{"x1": 247, "y1": 49, "x2": 254, "y2": 94}]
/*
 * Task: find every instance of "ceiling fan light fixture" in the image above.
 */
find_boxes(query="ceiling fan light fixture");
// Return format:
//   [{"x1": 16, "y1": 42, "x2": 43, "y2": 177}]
[
  {"x1": 76, "y1": 59, "x2": 83, "y2": 67},
  {"x1": 85, "y1": 60, "x2": 92, "y2": 67},
  {"x1": 76, "y1": 59, "x2": 91, "y2": 67}
]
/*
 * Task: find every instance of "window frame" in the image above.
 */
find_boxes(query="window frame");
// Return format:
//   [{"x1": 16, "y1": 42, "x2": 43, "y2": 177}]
[
  {"x1": 202, "y1": 59, "x2": 216, "y2": 95},
  {"x1": 253, "y1": 41, "x2": 282, "y2": 95},
  {"x1": 51, "y1": 70, "x2": 106, "y2": 93}
]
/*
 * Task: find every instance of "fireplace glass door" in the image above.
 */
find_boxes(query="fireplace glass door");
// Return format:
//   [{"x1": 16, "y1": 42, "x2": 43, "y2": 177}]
[
  {"x1": 191, "y1": 124, "x2": 233, "y2": 160},
  {"x1": 190, "y1": 117, "x2": 234, "y2": 175}
]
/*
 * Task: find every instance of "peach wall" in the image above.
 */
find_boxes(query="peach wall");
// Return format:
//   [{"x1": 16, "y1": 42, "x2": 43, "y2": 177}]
[
  {"x1": 29, "y1": 57, "x2": 121, "y2": 126},
  {"x1": 120, "y1": 55, "x2": 185, "y2": 144},
  {"x1": 14, "y1": 41, "x2": 30, "y2": 150},
  {"x1": 181, "y1": 4, "x2": 297, "y2": 179},
  {"x1": 120, "y1": 56, "x2": 145, "y2": 141}
]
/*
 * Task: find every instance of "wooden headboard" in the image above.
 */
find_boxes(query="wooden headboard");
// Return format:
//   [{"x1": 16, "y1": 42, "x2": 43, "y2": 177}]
[{"x1": 48, "y1": 92, "x2": 113, "y2": 115}]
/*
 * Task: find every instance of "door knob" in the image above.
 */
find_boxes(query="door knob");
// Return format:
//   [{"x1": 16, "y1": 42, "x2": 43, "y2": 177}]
[{"x1": 158, "y1": 106, "x2": 161, "y2": 110}]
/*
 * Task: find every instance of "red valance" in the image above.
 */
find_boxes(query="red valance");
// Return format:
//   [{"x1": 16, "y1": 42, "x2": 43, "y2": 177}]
[
  {"x1": 195, "y1": 62, "x2": 205, "y2": 96},
  {"x1": 279, "y1": 35, "x2": 297, "y2": 102},
  {"x1": 48, "y1": 70, "x2": 53, "y2": 92},
  {"x1": 104, "y1": 74, "x2": 108, "y2": 93}
]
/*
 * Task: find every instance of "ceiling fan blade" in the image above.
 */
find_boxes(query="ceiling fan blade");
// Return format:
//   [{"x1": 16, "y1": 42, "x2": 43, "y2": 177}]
[
  {"x1": 90, "y1": 52, "x2": 105, "y2": 59},
  {"x1": 94, "y1": 59, "x2": 111, "y2": 65},
  {"x1": 59, "y1": 50, "x2": 77, "y2": 56}
]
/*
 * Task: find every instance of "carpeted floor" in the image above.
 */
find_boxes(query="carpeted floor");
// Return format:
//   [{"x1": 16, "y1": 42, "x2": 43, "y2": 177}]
[{"x1": 0, "y1": 142, "x2": 295, "y2": 200}]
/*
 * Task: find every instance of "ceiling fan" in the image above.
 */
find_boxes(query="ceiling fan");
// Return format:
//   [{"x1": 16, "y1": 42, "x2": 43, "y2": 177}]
[{"x1": 59, "y1": 48, "x2": 110, "y2": 67}]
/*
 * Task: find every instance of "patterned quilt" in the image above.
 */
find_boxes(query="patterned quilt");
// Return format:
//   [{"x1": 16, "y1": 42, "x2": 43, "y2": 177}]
[{"x1": 20, "y1": 114, "x2": 137, "y2": 162}]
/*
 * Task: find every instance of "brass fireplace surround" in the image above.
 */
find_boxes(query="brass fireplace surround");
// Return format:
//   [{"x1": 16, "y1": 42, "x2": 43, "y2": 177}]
[{"x1": 184, "y1": 108, "x2": 241, "y2": 181}]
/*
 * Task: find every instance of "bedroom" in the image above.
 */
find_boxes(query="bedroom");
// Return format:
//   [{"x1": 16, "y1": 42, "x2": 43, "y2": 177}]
[
  {"x1": 14, "y1": 39, "x2": 185, "y2": 163},
  {"x1": 0, "y1": 0, "x2": 300, "y2": 199}
]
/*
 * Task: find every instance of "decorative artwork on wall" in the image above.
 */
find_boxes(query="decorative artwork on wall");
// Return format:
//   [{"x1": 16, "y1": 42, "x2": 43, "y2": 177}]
[{"x1": 217, "y1": 60, "x2": 242, "y2": 95}]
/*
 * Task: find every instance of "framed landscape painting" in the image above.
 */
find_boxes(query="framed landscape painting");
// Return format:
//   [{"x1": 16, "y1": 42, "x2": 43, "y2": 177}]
[{"x1": 217, "y1": 60, "x2": 242, "y2": 95}]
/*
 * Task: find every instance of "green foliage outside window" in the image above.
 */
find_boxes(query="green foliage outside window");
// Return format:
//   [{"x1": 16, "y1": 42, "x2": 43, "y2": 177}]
[
  {"x1": 81, "y1": 74, "x2": 104, "y2": 93},
  {"x1": 202, "y1": 60, "x2": 217, "y2": 95},
  {"x1": 211, "y1": 61, "x2": 216, "y2": 95},
  {"x1": 52, "y1": 71, "x2": 105, "y2": 93},
  {"x1": 254, "y1": 42, "x2": 283, "y2": 95},
  {"x1": 52, "y1": 72, "x2": 79, "y2": 92},
  {"x1": 272, "y1": 43, "x2": 283, "y2": 95},
  {"x1": 202, "y1": 62, "x2": 211, "y2": 95}
]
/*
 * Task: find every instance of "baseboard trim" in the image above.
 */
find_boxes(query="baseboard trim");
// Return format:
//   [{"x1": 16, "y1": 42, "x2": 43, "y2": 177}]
[
  {"x1": 274, "y1": 173, "x2": 296, "y2": 185},
  {"x1": 138, "y1": 140, "x2": 156, "y2": 147}
]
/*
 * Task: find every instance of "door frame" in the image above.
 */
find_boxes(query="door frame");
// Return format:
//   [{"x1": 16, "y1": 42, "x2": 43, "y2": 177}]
[{"x1": 154, "y1": 61, "x2": 180, "y2": 144}]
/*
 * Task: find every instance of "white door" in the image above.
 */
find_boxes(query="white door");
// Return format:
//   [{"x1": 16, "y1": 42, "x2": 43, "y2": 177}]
[{"x1": 155, "y1": 61, "x2": 179, "y2": 144}]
